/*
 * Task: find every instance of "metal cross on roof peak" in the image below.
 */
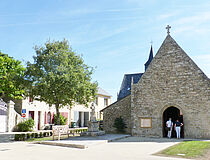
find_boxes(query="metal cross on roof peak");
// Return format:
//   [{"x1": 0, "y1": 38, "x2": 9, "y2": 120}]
[{"x1": 166, "y1": 25, "x2": 171, "y2": 35}]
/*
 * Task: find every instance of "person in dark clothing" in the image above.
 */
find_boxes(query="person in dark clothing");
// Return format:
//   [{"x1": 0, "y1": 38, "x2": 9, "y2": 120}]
[{"x1": 174, "y1": 119, "x2": 183, "y2": 139}]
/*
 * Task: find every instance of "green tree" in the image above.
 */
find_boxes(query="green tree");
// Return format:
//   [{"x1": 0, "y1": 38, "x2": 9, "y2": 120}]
[
  {"x1": 53, "y1": 114, "x2": 67, "y2": 125},
  {"x1": 25, "y1": 39, "x2": 97, "y2": 124},
  {"x1": 0, "y1": 52, "x2": 25, "y2": 99}
]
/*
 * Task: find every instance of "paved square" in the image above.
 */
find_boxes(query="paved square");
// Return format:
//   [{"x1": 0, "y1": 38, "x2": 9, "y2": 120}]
[{"x1": 0, "y1": 137, "x2": 189, "y2": 160}]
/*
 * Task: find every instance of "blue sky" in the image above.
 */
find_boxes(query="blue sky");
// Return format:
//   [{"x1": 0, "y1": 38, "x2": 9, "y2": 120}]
[{"x1": 0, "y1": 0, "x2": 210, "y2": 102}]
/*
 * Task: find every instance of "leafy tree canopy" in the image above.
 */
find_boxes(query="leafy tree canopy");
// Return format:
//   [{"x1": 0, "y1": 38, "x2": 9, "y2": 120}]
[
  {"x1": 0, "y1": 52, "x2": 25, "y2": 99},
  {"x1": 25, "y1": 39, "x2": 97, "y2": 120}
]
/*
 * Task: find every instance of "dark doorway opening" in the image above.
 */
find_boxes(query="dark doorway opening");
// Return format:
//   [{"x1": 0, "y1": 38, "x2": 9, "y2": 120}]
[
  {"x1": 29, "y1": 111, "x2": 34, "y2": 120},
  {"x1": 163, "y1": 106, "x2": 184, "y2": 138}
]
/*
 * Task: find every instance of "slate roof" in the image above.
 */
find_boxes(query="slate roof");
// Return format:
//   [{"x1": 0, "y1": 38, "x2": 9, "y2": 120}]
[
  {"x1": 117, "y1": 73, "x2": 143, "y2": 100},
  {"x1": 144, "y1": 45, "x2": 153, "y2": 71},
  {"x1": 97, "y1": 87, "x2": 111, "y2": 97},
  {"x1": 117, "y1": 46, "x2": 154, "y2": 101}
]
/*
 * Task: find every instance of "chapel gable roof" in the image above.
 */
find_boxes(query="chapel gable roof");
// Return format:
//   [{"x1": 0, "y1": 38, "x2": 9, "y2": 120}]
[
  {"x1": 137, "y1": 34, "x2": 210, "y2": 92},
  {"x1": 117, "y1": 73, "x2": 143, "y2": 100}
]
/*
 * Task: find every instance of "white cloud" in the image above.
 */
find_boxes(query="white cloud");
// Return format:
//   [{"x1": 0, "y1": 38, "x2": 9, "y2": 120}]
[
  {"x1": 171, "y1": 11, "x2": 210, "y2": 35},
  {"x1": 59, "y1": 7, "x2": 143, "y2": 17},
  {"x1": 174, "y1": 12, "x2": 210, "y2": 25},
  {"x1": 73, "y1": 21, "x2": 138, "y2": 45},
  {"x1": 157, "y1": 11, "x2": 180, "y2": 21}
]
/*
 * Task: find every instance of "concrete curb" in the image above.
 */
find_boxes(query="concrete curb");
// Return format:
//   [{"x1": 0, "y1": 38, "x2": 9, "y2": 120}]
[
  {"x1": 108, "y1": 135, "x2": 131, "y2": 142},
  {"x1": 34, "y1": 141, "x2": 86, "y2": 149},
  {"x1": 34, "y1": 134, "x2": 131, "y2": 149}
]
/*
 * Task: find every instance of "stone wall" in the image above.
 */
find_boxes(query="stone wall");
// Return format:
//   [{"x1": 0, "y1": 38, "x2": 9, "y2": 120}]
[
  {"x1": 103, "y1": 95, "x2": 131, "y2": 134},
  {"x1": 131, "y1": 35, "x2": 210, "y2": 138}
]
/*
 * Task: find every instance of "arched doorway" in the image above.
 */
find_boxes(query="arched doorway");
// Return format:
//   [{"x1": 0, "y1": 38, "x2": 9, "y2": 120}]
[{"x1": 163, "y1": 106, "x2": 184, "y2": 138}]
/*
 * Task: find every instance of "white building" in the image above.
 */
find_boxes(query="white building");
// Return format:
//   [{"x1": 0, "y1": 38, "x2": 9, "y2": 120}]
[
  {"x1": 71, "y1": 87, "x2": 111, "y2": 127},
  {"x1": 19, "y1": 97, "x2": 71, "y2": 130},
  {"x1": 0, "y1": 87, "x2": 111, "y2": 132}
]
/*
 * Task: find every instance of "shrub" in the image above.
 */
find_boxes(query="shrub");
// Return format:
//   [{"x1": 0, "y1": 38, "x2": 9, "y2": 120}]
[
  {"x1": 16, "y1": 119, "x2": 35, "y2": 132},
  {"x1": 14, "y1": 134, "x2": 20, "y2": 141},
  {"x1": 31, "y1": 133, "x2": 35, "y2": 138},
  {"x1": 14, "y1": 134, "x2": 27, "y2": 141},
  {"x1": 77, "y1": 129, "x2": 81, "y2": 133},
  {"x1": 113, "y1": 116, "x2": 127, "y2": 133},
  {"x1": 39, "y1": 132, "x2": 43, "y2": 138},
  {"x1": 53, "y1": 114, "x2": 67, "y2": 125},
  {"x1": 43, "y1": 132, "x2": 47, "y2": 137},
  {"x1": 80, "y1": 129, "x2": 87, "y2": 133},
  {"x1": 27, "y1": 133, "x2": 31, "y2": 139},
  {"x1": 20, "y1": 134, "x2": 26, "y2": 141},
  {"x1": 35, "y1": 133, "x2": 38, "y2": 138}
]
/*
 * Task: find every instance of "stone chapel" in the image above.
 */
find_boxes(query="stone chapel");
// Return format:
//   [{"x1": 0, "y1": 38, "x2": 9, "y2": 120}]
[{"x1": 102, "y1": 26, "x2": 210, "y2": 139}]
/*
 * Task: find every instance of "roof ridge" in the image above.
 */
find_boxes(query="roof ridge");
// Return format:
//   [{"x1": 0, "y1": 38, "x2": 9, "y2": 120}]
[{"x1": 124, "y1": 72, "x2": 143, "y2": 75}]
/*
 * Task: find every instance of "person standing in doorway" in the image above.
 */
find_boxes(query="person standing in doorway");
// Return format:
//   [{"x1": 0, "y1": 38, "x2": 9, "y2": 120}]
[
  {"x1": 166, "y1": 118, "x2": 173, "y2": 138},
  {"x1": 174, "y1": 119, "x2": 183, "y2": 139}
]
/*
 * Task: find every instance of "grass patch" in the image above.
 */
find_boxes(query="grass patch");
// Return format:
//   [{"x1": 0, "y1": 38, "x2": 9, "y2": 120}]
[{"x1": 158, "y1": 141, "x2": 210, "y2": 159}]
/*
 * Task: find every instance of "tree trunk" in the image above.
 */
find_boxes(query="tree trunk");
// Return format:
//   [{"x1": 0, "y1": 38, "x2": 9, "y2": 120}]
[
  {"x1": 55, "y1": 104, "x2": 60, "y2": 125},
  {"x1": 0, "y1": 93, "x2": 5, "y2": 99}
]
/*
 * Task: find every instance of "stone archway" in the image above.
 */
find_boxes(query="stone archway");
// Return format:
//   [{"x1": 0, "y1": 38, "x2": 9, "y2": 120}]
[{"x1": 162, "y1": 106, "x2": 184, "y2": 138}]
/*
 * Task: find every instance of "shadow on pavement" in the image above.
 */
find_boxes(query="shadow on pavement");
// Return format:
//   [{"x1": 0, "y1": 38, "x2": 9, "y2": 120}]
[{"x1": 110, "y1": 136, "x2": 203, "y2": 143}]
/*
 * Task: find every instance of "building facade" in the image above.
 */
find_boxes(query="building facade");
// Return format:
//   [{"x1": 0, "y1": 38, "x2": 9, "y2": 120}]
[
  {"x1": 102, "y1": 30, "x2": 210, "y2": 139},
  {"x1": 70, "y1": 87, "x2": 111, "y2": 127},
  {"x1": 18, "y1": 97, "x2": 70, "y2": 130},
  {"x1": 0, "y1": 87, "x2": 111, "y2": 132}
]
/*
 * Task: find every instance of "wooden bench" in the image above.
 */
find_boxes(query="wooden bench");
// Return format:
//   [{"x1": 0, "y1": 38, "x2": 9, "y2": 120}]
[{"x1": 52, "y1": 125, "x2": 75, "y2": 140}]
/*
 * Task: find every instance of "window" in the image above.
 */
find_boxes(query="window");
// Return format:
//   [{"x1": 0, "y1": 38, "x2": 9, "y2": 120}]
[
  {"x1": 104, "y1": 98, "x2": 108, "y2": 106},
  {"x1": 52, "y1": 112, "x2": 54, "y2": 124},
  {"x1": 44, "y1": 112, "x2": 47, "y2": 124},
  {"x1": 95, "y1": 97, "x2": 98, "y2": 105},
  {"x1": 47, "y1": 112, "x2": 51, "y2": 124},
  {"x1": 29, "y1": 97, "x2": 33, "y2": 103}
]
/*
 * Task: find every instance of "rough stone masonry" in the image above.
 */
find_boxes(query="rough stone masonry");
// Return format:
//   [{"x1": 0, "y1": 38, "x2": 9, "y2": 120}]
[{"x1": 102, "y1": 33, "x2": 210, "y2": 139}]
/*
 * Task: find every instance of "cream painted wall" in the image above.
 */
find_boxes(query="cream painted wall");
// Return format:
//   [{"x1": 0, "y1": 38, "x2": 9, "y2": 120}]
[
  {"x1": 17, "y1": 93, "x2": 111, "y2": 130},
  {"x1": 21, "y1": 97, "x2": 70, "y2": 130},
  {"x1": 70, "y1": 94, "x2": 111, "y2": 124}
]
